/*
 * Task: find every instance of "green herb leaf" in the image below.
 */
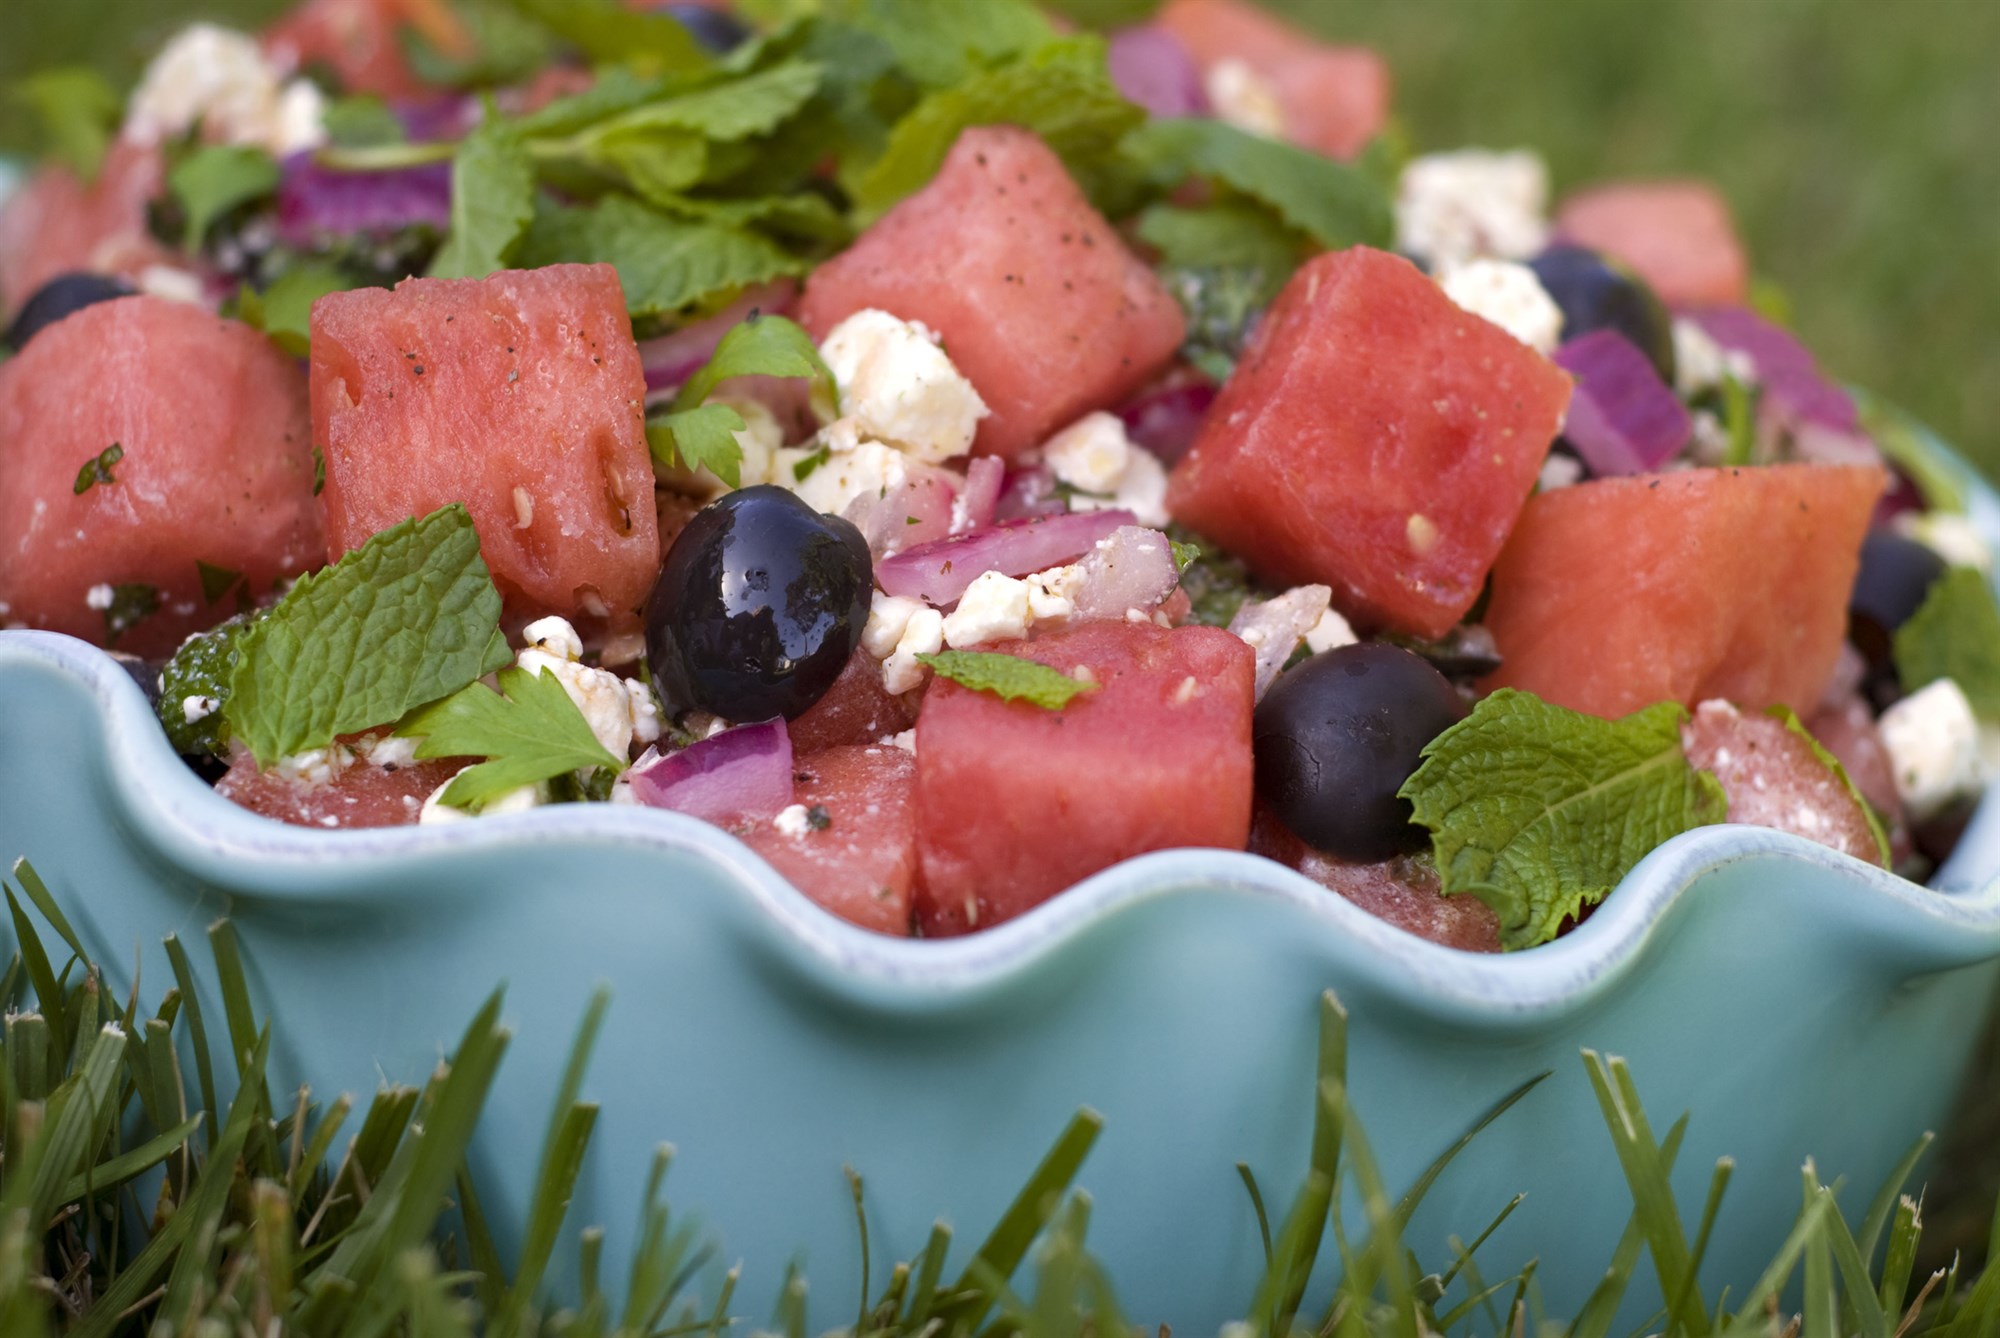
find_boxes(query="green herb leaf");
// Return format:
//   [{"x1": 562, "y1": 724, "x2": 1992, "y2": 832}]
[
  {"x1": 1169, "y1": 539, "x2": 1201, "y2": 574},
  {"x1": 405, "y1": 0, "x2": 556, "y2": 89},
  {"x1": 792, "y1": 443, "x2": 831, "y2": 482},
  {"x1": 511, "y1": 66, "x2": 665, "y2": 138},
  {"x1": 235, "y1": 264, "x2": 354, "y2": 357},
  {"x1": 1039, "y1": 0, "x2": 1160, "y2": 28},
  {"x1": 646, "y1": 402, "x2": 748, "y2": 487},
  {"x1": 1124, "y1": 117, "x2": 1394, "y2": 251},
  {"x1": 1399, "y1": 689, "x2": 1728, "y2": 951},
  {"x1": 831, "y1": 0, "x2": 1055, "y2": 88},
  {"x1": 72, "y1": 441, "x2": 122, "y2": 494},
  {"x1": 158, "y1": 613, "x2": 256, "y2": 758},
  {"x1": 1893, "y1": 565, "x2": 2000, "y2": 721},
  {"x1": 507, "y1": 0, "x2": 713, "y2": 72},
  {"x1": 169, "y1": 145, "x2": 281, "y2": 250},
  {"x1": 577, "y1": 59, "x2": 824, "y2": 145},
  {"x1": 584, "y1": 126, "x2": 710, "y2": 204},
  {"x1": 224, "y1": 505, "x2": 513, "y2": 767},
  {"x1": 196, "y1": 560, "x2": 243, "y2": 606},
  {"x1": 855, "y1": 36, "x2": 1143, "y2": 219},
  {"x1": 102, "y1": 582, "x2": 160, "y2": 647},
  {"x1": 428, "y1": 114, "x2": 535, "y2": 279},
  {"x1": 401, "y1": 664, "x2": 623, "y2": 811},
  {"x1": 11, "y1": 66, "x2": 121, "y2": 180},
  {"x1": 675, "y1": 312, "x2": 835, "y2": 411},
  {"x1": 1137, "y1": 201, "x2": 1305, "y2": 277},
  {"x1": 321, "y1": 95, "x2": 408, "y2": 149},
  {"x1": 918, "y1": 649, "x2": 1098, "y2": 711},
  {"x1": 1163, "y1": 265, "x2": 1280, "y2": 384},
  {"x1": 1765, "y1": 705, "x2": 1892, "y2": 868},
  {"x1": 517, "y1": 194, "x2": 806, "y2": 317}
]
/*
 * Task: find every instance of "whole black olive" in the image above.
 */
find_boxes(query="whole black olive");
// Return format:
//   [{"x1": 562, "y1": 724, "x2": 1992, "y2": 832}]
[
  {"x1": 1253, "y1": 643, "x2": 1465, "y2": 862},
  {"x1": 646, "y1": 486, "x2": 873, "y2": 721},
  {"x1": 1849, "y1": 529, "x2": 1949, "y2": 708},
  {"x1": 1527, "y1": 244, "x2": 1676, "y2": 385},
  {"x1": 663, "y1": 2, "x2": 753, "y2": 53},
  {"x1": 5, "y1": 272, "x2": 137, "y2": 351}
]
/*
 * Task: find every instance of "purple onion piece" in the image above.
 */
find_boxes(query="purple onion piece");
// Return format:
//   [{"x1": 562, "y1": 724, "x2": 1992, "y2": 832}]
[
  {"x1": 1685, "y1": 306, "x2": 1859, "y2": 433},
  {"x1": 627, "y1": 719, "x2": 793, "y2": 825},
  {"x1": 992, "y1": 465, "x2": 1066, "y2": 522},
  {"x1": 1117, "y1": 376, "x2": 1216, "y2": 465},
  {"x1": 1228, "y1": 585, "x2": 1331, "y2": 701},
  {"x1": 1108, "y1": 26, "x2": 1211, "y2": 118},
  {"x1": 1073, "y1": 526, "x2": 1180, "y2": 621},
  {"x1": 1552, "y1": 329, "x2": 1691, "y2": 476},
  {"x1": 876, "y1": 509, "x2": 1137, "y2": 605},
  {"x1": 958, "y1": 456, "x2": 1005, "y2": 532},
  {"x1": 275, "y1": 151, "x2": 452, "y2": 248}
]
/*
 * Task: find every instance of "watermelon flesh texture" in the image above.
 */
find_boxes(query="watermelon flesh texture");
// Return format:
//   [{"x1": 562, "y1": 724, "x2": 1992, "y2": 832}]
[
  {"x1": 785, "y1": 648, "x2": 920, "y2": 755},
  {"x1": 0, "y1": 296, "x2": 323, "y2": 659},
  {"x1": 311, "y1": 264, "x2": 660, "y2": 627},
  {"x1": 1482, "y1": 462, "x2": 1886, "y2": 720},
  {"x1": 217, "y1": 750, "x2": 466, "y2": 828},
  {"x1": 798, "y1": 126, "x2": 1185, "y2": 461},
  {"x1": 0, "y1": 142, "x2": 171, "y2": 319},
  {"x1": 913, "y1": 621, "x2": 1255, "y2": 937},
  {"x1": 1680, "y1": 700, "x2": 1882, "y2": 865},
  {"x1": 1555, "y1": 180, "x2": 1750, "y2": 309},
  {"x1": 1248, "y1": 808, "x2": 1500, "y2": 952},
  {"x1": 740, "y1": 745, "x2": 919, "y2": 937},
  {"x1": 1167, "y1": 246, "x2": 1571, "y2": 640},
  {"x1": 1156, "y1": 0, "x2": 1391, "y2": 160}
]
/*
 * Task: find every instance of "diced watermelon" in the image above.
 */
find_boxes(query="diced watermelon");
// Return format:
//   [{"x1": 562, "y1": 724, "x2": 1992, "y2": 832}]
[
  {"x1": 0, "y1": 296, "x2": 322, "y2": 659},
  {"x1": 1248, "y1": 808, "x2": 1500, "y2": 952},
  {"x1": 1482, "y1": 463, "x2": 1886, "y2": 719},
  {"x1": 913, "y1": 621, "x2": 1254, "y2": 936},
  {"x1": 741, "y1": 744, "x2": 918, "y2": 937},
  {"x1": 1555, "y1": 181, "x2": 1749, "y2": 309},
  {"x1": 216, "y1": 748, "x2": 466, "y2": 828},
  {"x1": 785, "y1": 648, "x2": 920, "y2": 755},
  {"x1": 1167, "y1": 247, "x2": 1571, "y2": 639},
  {"x1": 264, "y1": 0, "x2": 469, "y2": 100},
  {"x1": 311, "y1": 264, "x2": 659, "y2": 627},
  {"x1": 1156, "y1": 0, "x2": 1391, "y2": 160},
  {"x1": 0, "y1": 142, "x2": 171, "y2": 318},
  {"x1": 798, "y1": 126, "x2": 1185, "y2": 461},
  {"x1": 1680, "y1": 701, "x2": 1881, "y2": 864}
]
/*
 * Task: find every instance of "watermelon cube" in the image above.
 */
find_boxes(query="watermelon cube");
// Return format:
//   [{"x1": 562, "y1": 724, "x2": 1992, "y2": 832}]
[
  {"x1": 1679, "y1": 700, "x2": 1881, "y2": 864},
  {"x1": 311, "y1": 264, "x2": 660, "y2": 626},
  {"x1": 216, "y1": 747, "x2": 466, "y2": 829},
  {"x1": 0, "y1": 142, "x2": 169, "y2": 318},
  {"x1": 0, "y1": 296, "x2": 323, "y2": 658},
  {"x1": 784, "y1": 647, "x2": 920, "y2": 755},
  {"x1": 742, "y1": 744, "x2": 919, "y2": 937},
  {"x1": 798, "y1": 126, "x2": 1185, "y2": 461},
  {"x1": 1166, "y1": 246, "x2": 1572, "y2": 640},
  {"x1": 263, "y1": 0, "x2": 443, "y2": 100},
  {"x1": 1555, "y1": 180, "x2": 1750, "y2": 309},
  {"x1": 1482, "y1": 463, "x2": 1886, "y2": 719},
  {"x1": 913, "y1": 621, "x2": 1255, "y2": 936}
]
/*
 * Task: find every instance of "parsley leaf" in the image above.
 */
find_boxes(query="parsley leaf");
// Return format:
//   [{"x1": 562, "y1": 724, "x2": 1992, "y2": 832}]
[
  {"x1": 400, "y1": 664, "x2": 623, "y2": 811},
  {"x1": 646, "y1": 312, "x2": 834, "y2": 484},
  {"x1": 517, "y1": 194, "x2": 805, "y2": 317},
  {"x1": 428, "y1": 114, "x2": 535, "y2": 279},
  {"x1": 854, "y1": 36, "x2": 1143, "y2": 219},
  {"x1": 918, "y1": 649, "x2": 1098, "y2": 710},
  {"x1": 169, "y1": 145, "x2": 281, "y2": 250},
  {"x1": 1123, "y1": 117, "x2": 1394, "y2": 251},
  {"x1": 72, "y1": 442, "x2": 122, "y2": 494},
  {"x1": 647, "y1": 402, "x2": 749, "y2": 487},
  {"x1": 1765, "y1": 705, "x2": 1892, "y2": 867},
  {"x1": 11, "y1": 67, "x2": 121, "y2": 180},
  {"x1": 225, "y1": 505, "x2": 514, "y2": 767},
  {"x1": 1894, "y1": 565, "x2": 2000, "y2": 721},
  {"x1": 1399, "y1": 689, "x2": 1728, "y2": 951}
]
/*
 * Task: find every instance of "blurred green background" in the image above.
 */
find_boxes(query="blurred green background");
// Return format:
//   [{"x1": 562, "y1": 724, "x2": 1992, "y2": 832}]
[{"x1": 5, "y1": 0, "x2": 1997, "y2": 476}]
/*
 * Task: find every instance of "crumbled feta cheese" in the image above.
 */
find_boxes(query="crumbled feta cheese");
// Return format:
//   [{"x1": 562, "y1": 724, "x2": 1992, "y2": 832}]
[
  {"x1": 1538, "y1": 451, "x2": 1586, "y2": 492},
  {"x1": 1203, "y1": 59, "x2": 1287, "y2": 139},
  {"x1": 275, "y1": 745, "x2": 352, "y2": 787},
  {"x1": 882, "y1": 606, "x2": 945, "y2": 694},
  {"x1": 816, "y1": 310, "x2": 988, "y2": 462},
  {"x1": 355, "y1": 731, "x2": 421, "y2": 770},
  {"x1": 136, "y1": 265, "x2": 207, "y2": 306},
  {"x1": 863, "y1": 592, "x2": 926, "y2": 660},
  {"x1": 626, "y1": 680, "x2": 663, "y2": 745},
  {"x1": 942, "y1": 570, "x2": 1033, "y2": 648},
  {"x1": 1303, "y1": 607, "x2": 1358, "y2": 655},
  {"x1": 181, "y1": 694, "x2": 219, "y2": 725},
  {"x1": 515, "y1": 616, "x2": 646, "y2": 757},
  {"x1": 1670, "y1": 317, "x2": 1757, "y2": 397},
  {"x1": 124, "y1": 24, "x2": 327, "y2": 158},
  {"x1": 85, "y1": 584, "x2": 115, "y2": 611},
  {"x1": 787, "y1": 440, "x2": 909, "y2": 517},
  {"x1": 521, "y1": 615, "x2": 585, "y2": 661},
  {"x1": 1041, "y1": 413, "x2": 1172, "y2": 528},
  {"x1": 887, "y1": 728, "x2": 917, "y2": 754},
  {"x1": 1894, "y1": 511, "x2": 1993, "y2": 573},
  {"x1": 1438, "y1": 259, "x2": 1563, "y2": 355},
  {"x1": 1395, "y1": 148, "x2": 1550, "y2": 267},
  {"x1": 419, "y1": 776, "x2": 546, "y2": 824},
  {"x1": 1879, "y1": 678, "x2": 1985, "y2": 820},
  {"x1": 772, "y1": 803, "x2": 814, "y2": 838},
  {"x1": 1104, "y1": 443, "x2": 1170, "y2": 528}
]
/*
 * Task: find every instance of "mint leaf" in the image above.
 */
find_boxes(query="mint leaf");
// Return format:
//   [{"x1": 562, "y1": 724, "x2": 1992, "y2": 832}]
[
  {"x1": 579, "y1": 59, "x2": 824, "y2": 144},
  {"x1": 428, "y1": 114, "x2": 535, "y2": 279},
  {"x1": 517, "y1": 194, "x2": 805, "y2": 317},
  {"x1": 646, "y1": 402, "x2": 747, "y2": 487},
  {"x1": 1124, "y1": 118, "x2": 1393, "y2": 251},
  {"x1": 1136, "y1": 201, "x2": 1304, "y2": 277},
  {"x1": 225, "y1": 505, "x2": 513, "y2": 767},
  {"x1": 401, "y1": 664, "x2": 623, "y2": 811},
  {"x1": 855, "y1": 37, "x2": 1143, "y2": 219},
  {"x1": 159, "y1": 613, "x2": 256, "y2": 758},
  {"x1": 72, "y1": 441, "x2": 122, "y2": 494},
  {"x1": 1399, "y1": 689, "x2": 1728, "y2": 951},
  {"x1": 1165, "y1": 265, "x2": 1280, "y2": 383},
  {"x1": 405, "y1": 0, "x2": 555, "y2": 89},
  {"x1": 585, "y1": 127, "x2": 710, "y2": 205},
  {"x1": 918, "y1": 649, "x2": 1097, "y2": 710},
  {"x1": 513, "y1": 66, "x2": 666, "y2": 139},
  {"x1": 507, "y1": 0, "x2": 712, "y2": 73},
  {"x1": 831, "y1": 0, "x2": 1054, "y2": 88},
  {"x1": 11, "y1": 67, "x2": 121, "y2": 180},
  {"x1": 1765, "y1": 705, "x2": 1892, "y2": 868},
  {"x1": 1893, "y1": 565, "x2": 2000, "y2": 721},
  {"x1": 322, "y1": 95, "x2": 407, "y2": 149},
  {"x1": 170, "y1": 145, "x2": 281, "y2": 250},
  {"x1": 235, "y1": 264, "x2": 355, "y2": 357}
]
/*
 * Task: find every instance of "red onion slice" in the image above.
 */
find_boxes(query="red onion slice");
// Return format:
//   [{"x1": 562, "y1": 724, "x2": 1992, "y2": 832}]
[
  {"x1": 1229, "y1": 586, "x2": 1332, "y2": 701},
  {"x1": 1552, "y1": 329, "x2": 1691, "y2": 476},
  {"x1": 1108, "y1": 25, "x2": 1211, "y2": 118},
  {"x1": 957, "y1": 456, "x2": 1004, "y2": 532},
  {"x1": 876, "y1": 510, "x2": 1137, "y2": 605},
  {"x1": 992, "y1": 465, "x2": 1066, "y2": 522},
  {"x1": 276, "y1": 152, "x2": 452, "y2": 247},
  {"x1": 627, "y1": 719, "x2": 793, "y2": 825},
  {"x1": 1117, "y1": 372, "x2": 1217, "y2": 465},
  {"x1": 1074, "y1": 526, "x2": 1180, "y2": 620},
  {"x1": 1684, "y1": 306, "x2": 1859, "y2": 432},
  {"x1": 639, "y1": 280, "x2": 800, "y2": 393},
  {"x1": 844, "y1": 462, "x2": 959, "y2": 558}
]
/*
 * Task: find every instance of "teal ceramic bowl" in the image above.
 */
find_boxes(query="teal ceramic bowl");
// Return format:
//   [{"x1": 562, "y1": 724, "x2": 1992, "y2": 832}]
[{"x1": 5, "y1": 442, "x2": 2000, "y2": 1329}]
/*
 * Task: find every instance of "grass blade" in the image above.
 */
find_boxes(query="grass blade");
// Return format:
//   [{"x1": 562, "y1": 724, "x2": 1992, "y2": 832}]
[
  {"x1": 53, "y1": 1113, "x2": 203, "y2": 1209},
  {"x1": 162, "y1": 933, "x2": 219, "y2": 1149},
  {"x1": 1859, "y1": 1133, "x2": 1934, "y2": 1266},
  {"x1": 1394, "y1": 1071, "x2": 1552, "y2": 1232},
  {"x1": 1879, "y1": 1196, "x2": 1923, "y2": 1319},
  {"x1": 9, "y1": 861, "x2": 84, "y2": 965},
  {"x1": 1238, "y1": 1162, "x2": 1275, "y2": 1269}
]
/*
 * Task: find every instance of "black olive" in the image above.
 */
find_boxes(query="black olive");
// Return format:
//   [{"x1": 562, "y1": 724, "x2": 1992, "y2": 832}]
[
  {"x1": 1254, "y1": 643, "x2": 1465, "y2": 862},
  {"x1": 662, "y1": 3, "x2": 753, "y2": 53},
  {"x1": 5, "y1": 272, "x2": 137, "y2": 351},
  {"x1": 646, "y1": 486, "x2": 872, "y2": 721},
  {"x1": 1527, "y1": 244, "x2": 1676, "y2": 385},
  {"x1": 1849, "y1": 530, "x2": 1948, "y2": 708}
]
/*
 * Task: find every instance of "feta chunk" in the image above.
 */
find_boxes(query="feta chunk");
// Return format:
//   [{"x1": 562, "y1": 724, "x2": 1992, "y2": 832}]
[
  {"x1": 786, "y1": 440, "x2": 909, "y2": 517},
  {"x1": 1042, "y1": 412, "x2": 1171, "y2": 528},
  {"x1": 85, "y1": 584, "x2": 115, "y2": 611},
  {"x1": 863, "y1": 592, "x2": 926, "y2": 660},
  {"x1": 419, "y1": 776, "x2": 547, "y2": 824},
  {"x1": 521, "y1": 615, "x2": 585, "y2": 662},
  {"x1": 1438, "y1": 259, "x2": 1564, "y2": 355},
  {"x1": 514, "y1": 615, "x2": 647, "y2": 758},
  {"x1": 1203, "y1": 59, "x2": 1287, "y2": 140},
  {"x1": 124, "y1": 24, "x2": 327, "y2": 158},
  {"x1": 816, "y1": 309, "x2": 988, "y2": 462},
  {"x1": 1395, "y1": 149, "x2": 1550, "y2": 267},
  {"x1": 1538, "y1": 450, "x2": 1586, "y2": 492},
  {"x1": 882, "y1": 606, "x2": 945, "y2": 694},
  {"x1": 354, "y1": 731, "x2": 420, "y2": 769},
  {"x1": 1671, "y1": 317, "x2": 1754, "y2": 397},
  {"x1": 1025, "y1": 564, "x2": 1084, "y2": 624},
  {"x1": 1879, "y1": 678, "x2": 1985, "y2": 820},
  {"x1": 772, "y1": 803, "x2": 814, "y2": 838},
  {"x1": 1303, "y1": 607, "x2": 1358, "y2": 655},
  {"x1": 942, "y1": 570, "x2": 1032, "y2": 648}
]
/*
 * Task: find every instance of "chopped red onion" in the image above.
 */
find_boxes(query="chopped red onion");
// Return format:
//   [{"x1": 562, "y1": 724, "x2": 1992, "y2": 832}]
[
  {"x1": 957, "y1": 456, "x2": 1004, "y2": 532},
  {"x1": 876, "y1": 509, "x2": 1136, "y2": 605},
  {"x1": 992, "y1": 465, "x2": 1066, "y2": 522},
  {"x1": 1117, "y1": 372, "x2": 1216, "y2": 465},
  {"x1": 391, "y1": 94, "x2": 479, "y2": 143},
  {"x1": 275, "y1": 152, "x2": 452, "y2": 247},
  {"x1": 1552, "y1": 330, "x2": 1691, "y2": 476},
  {"x1": 1685, "y1": 306, "x2": 1858, "y2": 432},
  {"x1": 627, "y1": 719, "x2": 793, "y2": 825},
  {"x1": 844, "y1": 462, "x2": 959, "y2": 558},
  {"x1": 639, "y1": 280, "x2": 799, "y2": 392},
  {"x1": 1074, "y1": 526, "x2": 1180, "y2": 620},
  {"x1": 1107, "y1": 26, "x2": 1211, "y2": 118},
  {"x1": 1229, "y1": 586, "x2": 1332, "y2": 701}
]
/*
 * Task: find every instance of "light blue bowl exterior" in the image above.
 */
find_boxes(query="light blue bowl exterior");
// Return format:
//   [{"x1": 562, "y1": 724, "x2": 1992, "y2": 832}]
[{"x1": 5, "y1": 443, "x2": 2000, "y2": 1329}]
